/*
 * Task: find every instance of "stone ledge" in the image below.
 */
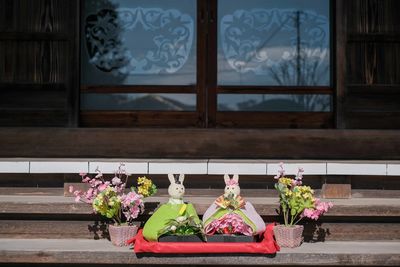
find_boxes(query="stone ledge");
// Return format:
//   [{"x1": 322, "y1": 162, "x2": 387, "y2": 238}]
[
  {"x1": 1, "y1": 195, "x2": 400, "y2": 217},
  {"x1": 0, "y1": 239, "x2": 399, "y2": 265},
  {"x1": 1, "y1": 220, "x2": 400, "y2": 241},
  {"x1": 1, "y1": 159, "x2": 400, "y2": 176}
]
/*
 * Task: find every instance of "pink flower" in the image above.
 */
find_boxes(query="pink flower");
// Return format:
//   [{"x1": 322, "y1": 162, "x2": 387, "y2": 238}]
[
  {"x1": 82, "y1": 176, "x2": 90, "y2": 183},
  {"x1": 75, "y1": 195, "x2": 81, "y2": 202},
  {"x1": 68, "y1": 185, "x2": 74, "y2": 193},
  {"x1": 98, "y1": 181, "x2": 110, "y2": 192},
  {"x1": 295, "y1": 167, "x2": 304, "y2": 185},
  {"x1": 205, "y1": 214, "x2": 252, "y2": 236},
  {"x1": 111, "y1": 176, "x2": 121, "y2": 185},
  {"x1": 116, "y1": 183, "x2": 126, "y2": 193},
  {"x1": 120, "y1": 191, "x2": 144, "y2": 221},
  {"x1": 274, "y1": 162, "x2": 286, "y2": 179},
  {"x1": 302, "y1": 199, "x2": 333, "y2": 220},
  {"x1": 303, "y1": 208, "x2": 319, "y2": 220},
  {"x1": 315, "y1": 198, "x2": 333, "y2": 213},
  {"x1": 79, "y1": 172, "x2": 87, "y2": 177}
]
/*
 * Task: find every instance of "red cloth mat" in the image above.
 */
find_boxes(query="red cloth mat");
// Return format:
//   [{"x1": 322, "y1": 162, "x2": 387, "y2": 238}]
[{"x1": 127, "y1": 223, "x2": 279, "y2": 255}]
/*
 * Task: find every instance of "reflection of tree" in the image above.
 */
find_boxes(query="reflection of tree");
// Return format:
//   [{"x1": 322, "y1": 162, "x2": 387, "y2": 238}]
[
  {"x1": 269, "y1": 11, "x2": 328, "y2": 86},
  {"x1": 290, "y1": 94, "x2": 330, "y2": 112},
  {"x1": 268, "y1": 11, "x2": 330, "y2": 112},
  {"x1": 269, "y1": 48, "x2": 328, "y2": 86}
]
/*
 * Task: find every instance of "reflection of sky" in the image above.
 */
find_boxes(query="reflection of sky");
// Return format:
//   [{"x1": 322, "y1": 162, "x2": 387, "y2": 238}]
[
  {"x1": 219, "y1": 0, "x2": 329, "y2": 16},
  {"x1": 82, "y1": 0, "x2": 197, "y2": 86},
  {"x1": 218, "y1": 94, "x2": 331, "y2": 112},
  {"x1": 218, "y1": 0, "x2": 330, "y2": 86},
  {"x1": 82, "y1": 0, "x2": 330, "y2": 87}
]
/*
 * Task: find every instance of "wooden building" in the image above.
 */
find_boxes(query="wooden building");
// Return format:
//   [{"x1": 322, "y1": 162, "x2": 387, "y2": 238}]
[
  {"x1": 0, "y1": 0, "x2": 400, "y2": 266},
  {"x1": 0, "y1": 0, "x2": 399, "y2": 160}
]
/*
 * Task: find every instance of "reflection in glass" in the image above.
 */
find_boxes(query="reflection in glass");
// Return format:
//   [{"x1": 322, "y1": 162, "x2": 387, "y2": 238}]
[
  {"x1": 218, "y1": 94, "x2": 331, "y2": 112},
  {"x1": 81, "y1": 93, "x2": 196, "y2": 111},
  {"x1": 81, "y1": 0, "x2": 196, "y2": 85},
  {"x1": 218, "y1": 0, "x2": 330, "y2": 86}
]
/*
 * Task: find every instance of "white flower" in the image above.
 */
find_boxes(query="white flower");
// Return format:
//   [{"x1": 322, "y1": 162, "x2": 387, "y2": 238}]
[
  {"x1": 176, "y1": 216, "x2": 186, "y2": 223},
  {"x1": 170, "y1": 225, "x2": 177, "y2": 232},
  {"x1": 111, "y1": 176, "x2": 121, "y2": 185}
]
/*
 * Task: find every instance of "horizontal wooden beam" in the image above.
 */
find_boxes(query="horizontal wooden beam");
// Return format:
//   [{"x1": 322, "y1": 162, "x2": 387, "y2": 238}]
[{"x1": 0, "y1": 128, "x2": 399, "y2": 159}]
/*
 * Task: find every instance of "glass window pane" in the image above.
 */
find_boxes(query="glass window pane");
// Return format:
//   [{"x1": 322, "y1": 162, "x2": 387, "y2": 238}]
[
  {"x1": 218, "y1": 94, "x2": 331, "y2": 112},
  {"x1": 81, "y1": 93, "x2": 196, "y2": 111},
  {"x1": 218, "y1": 0, "x2": 330, "y2": 86},
  {"x1": 81, "y1": 0, "x2": 196, "y2": 85}
]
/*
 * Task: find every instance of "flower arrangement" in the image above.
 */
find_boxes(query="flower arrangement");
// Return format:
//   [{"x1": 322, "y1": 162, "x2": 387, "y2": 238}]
[
  {"x1": 159, "y1": 215, "x2": 204, "y2": 239},
  {"x1": 274, "y1": 162, "x2": 333, "y2": 226},
  {"x1": 70, "y1": 163, "x2": 157, "y2": 225},
  {"x1": 205, "y1": 213, "x2": 252, "y2": 236}
]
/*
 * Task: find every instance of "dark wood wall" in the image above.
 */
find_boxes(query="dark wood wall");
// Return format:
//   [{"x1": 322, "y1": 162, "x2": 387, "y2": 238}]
[
  {"x1": 0, "y1": 0, "x2": 399, "y2": 129},
  {"x1": 0, "y1": 0, "x2": 79, "y2": 126},
  {"x1": 0, "y1": 0, "x2": 399, "y2": 159},
  {"x1": 339, "y1": 0, "x2": 400, "y2": 129}
]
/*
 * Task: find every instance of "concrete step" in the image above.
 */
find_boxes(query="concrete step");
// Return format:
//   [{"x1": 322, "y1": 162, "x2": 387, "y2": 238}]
[
  {"x1": 1, "y1": 220, "x2": 399, "y2": 241},
  {"x1": 1, "y1": 194, "x2": 400, "y2": 217},
  {"x1": 0, "y1": 238, "x2": 399, "y2": 266},
  {"x1": 1, "y1": 188, "x2": 399, "y2": 241}
]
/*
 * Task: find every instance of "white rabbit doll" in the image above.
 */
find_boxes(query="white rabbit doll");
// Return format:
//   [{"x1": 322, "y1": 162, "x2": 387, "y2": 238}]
[
  {"x1": 143, "y1": 173, "x2": 201, "y2": 241},
  {"x1": 224, "y1": 174, "x2": 240, "y2": 196},
  {"x1": 168, "y1": 173, "x2": 185, "y2": 204},
  {"x1": 202, "y1": 174, "x2": 266, "y2": 236}
]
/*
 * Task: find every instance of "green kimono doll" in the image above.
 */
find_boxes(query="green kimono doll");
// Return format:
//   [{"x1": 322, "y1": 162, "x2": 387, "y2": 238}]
[{"x1": 142, "y1": 174, "x2": 201, "y2": 241}]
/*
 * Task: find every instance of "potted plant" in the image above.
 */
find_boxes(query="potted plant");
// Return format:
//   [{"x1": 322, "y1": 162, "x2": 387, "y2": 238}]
[
  {"x1": 273, "y1": 162, "x2": 333, "y2": 248},
  {"x1": 70, "y1": 163, "x2": 157, "y2": 246}
]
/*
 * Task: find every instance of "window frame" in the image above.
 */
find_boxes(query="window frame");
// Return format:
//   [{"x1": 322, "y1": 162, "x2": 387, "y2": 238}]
[
  {"x1": 206, "y1": 0, "x2": 335, "y2": 128},
  {"x1": 79, "y1": 0, "x2": 207, "y2": 127},
  {"x1": 79, "y1": 0, "x2": 335, "y2": 128}
]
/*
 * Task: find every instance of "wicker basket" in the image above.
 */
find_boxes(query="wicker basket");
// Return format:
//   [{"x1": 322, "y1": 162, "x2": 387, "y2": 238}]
[
  {"x1": 273, "y1": 224, "x2": 304, "y2": 248},
  {"x1": 108, "y1": 224, "x2": 139, "y2": 247}
]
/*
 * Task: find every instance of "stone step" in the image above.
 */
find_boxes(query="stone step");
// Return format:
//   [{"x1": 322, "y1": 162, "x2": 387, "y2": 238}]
[
  {"x1": 1, "y1": 189, "x2": 399, "y2": 241},
  {"x1": 1, "y1": 194, "x2": 400, "y2": 217},
  {"x1": 0, "y1": 238, "x2": 399, "y2": 266},
  {"x1": 1, "y1": 220, "x2": 399, "y2": 241}
]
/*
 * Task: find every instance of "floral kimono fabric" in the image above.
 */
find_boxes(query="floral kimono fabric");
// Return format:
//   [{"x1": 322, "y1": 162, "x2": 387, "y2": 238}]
[
  {"x1": 203, "y1": 195, "x2": 266, "y2": 236},
  {"x1": 142, "y1": 203, "x2": 200, "y2": 241}
]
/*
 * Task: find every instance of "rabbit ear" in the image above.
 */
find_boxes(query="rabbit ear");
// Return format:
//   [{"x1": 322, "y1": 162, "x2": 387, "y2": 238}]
[
  {"x1": 224, "y1": 174, "x2": 230, "y2": 185},
  {"x1": 168, "y1": 174, "x2": 175, "y2": 184},
  {"x1": 232, "y1": 174, "x2": 239, "y2": 183},
  {"x1": 178, "y1": 174, "x2": 185, "y2": 183}
]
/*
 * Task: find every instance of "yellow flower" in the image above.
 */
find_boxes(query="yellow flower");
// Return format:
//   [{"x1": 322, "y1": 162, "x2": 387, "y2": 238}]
[
  {"x1": 138, "y1": 187, "x2": 149, "y2": 196},
  {"x1": 279, "y1": 177, "x2": 293, "y2": 186}
]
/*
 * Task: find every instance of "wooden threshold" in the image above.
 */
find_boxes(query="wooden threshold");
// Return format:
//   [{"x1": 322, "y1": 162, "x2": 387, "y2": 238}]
[{"x1": 0, "y1": 128, "x2": 399, "y2": 159}]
